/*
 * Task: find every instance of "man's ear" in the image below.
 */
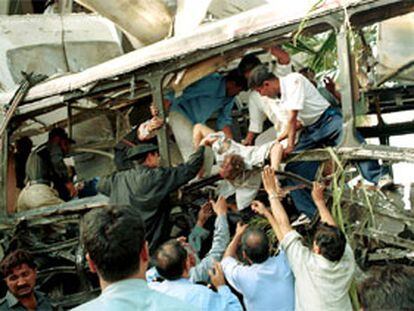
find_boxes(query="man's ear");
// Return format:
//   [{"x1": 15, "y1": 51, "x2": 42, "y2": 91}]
[
  {"x1": 242, "y1": 250, "x2": 253, "y2": 265},
  {"x1": 313, "y1": 241, "x2": 321, "y2": 254},
  {"x1": 86, "y1": 253, "x2": 97, "y2": 273},
  {"x1": 140, "y1": 241, "x2": 149, "y2": 264}
]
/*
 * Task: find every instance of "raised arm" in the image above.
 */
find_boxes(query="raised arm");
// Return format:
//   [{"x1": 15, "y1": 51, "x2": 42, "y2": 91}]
[
  {"x1": 251, "y1": 200, "x2": 282, "y2": 241},
  {"x1": 223, "y1": 222, "x2": 249, "y2": 259},
  {"x1": 283, "y1": 110, "x2": 299, "y2": 158},
  {"x1": 311, "y1": 182, "x2": 336, "y2": 226},
  {"x1": 262, "y1": 166, "x2": 293, "y2": 241},
  {"x1": 190, "y1": 197, "x2": 230, "y2": 283}
]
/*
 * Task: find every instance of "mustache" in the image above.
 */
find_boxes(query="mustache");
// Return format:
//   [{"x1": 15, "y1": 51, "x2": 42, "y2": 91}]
[{"x1": 17, "y1": 284, "x2": 30, "y2": 291}]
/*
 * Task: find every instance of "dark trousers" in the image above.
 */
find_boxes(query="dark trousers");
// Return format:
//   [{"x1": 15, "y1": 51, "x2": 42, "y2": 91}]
[{"x1": 285, "y1": 107, "x2": 385, "y2": 217}]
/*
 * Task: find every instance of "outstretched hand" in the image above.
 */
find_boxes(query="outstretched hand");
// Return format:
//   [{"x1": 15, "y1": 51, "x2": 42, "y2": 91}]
[
  {"x1": 208, "y1": 261, "x2": 225, "y2": 288},
  {"x1": 262, "y1": 166, "x2": 280, "y2": 195},
  {"x1": 211, "y1": 196, "x2": 228, "y2": 216},
  {"x1": 311, "y1": 182, "x2": 325, "y2": 203},
  {"x1": 251, "y1": 200, "x2": 268, "y2": 216}
]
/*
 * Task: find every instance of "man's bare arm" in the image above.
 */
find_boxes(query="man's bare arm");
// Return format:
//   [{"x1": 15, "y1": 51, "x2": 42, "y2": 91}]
[
  {"x1": 262, "y1": 166, "x2": 292, "y2": 241},
  {"x1": 283, "y1": 110, "x2": 299, "y2": 157},
  {"x1": 312, "y1": 182, "x2": 336, "y2": 226},
  {"x1": 223, "y1": 222, "x2": 248, "y2": 258}
]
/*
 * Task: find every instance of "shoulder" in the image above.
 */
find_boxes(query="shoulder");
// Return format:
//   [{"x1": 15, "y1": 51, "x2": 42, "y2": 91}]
[
  {"x1": 283, "y1": 72, "x2": 306, "y2": 86},
  {"x1": 151, "y1": 290, "x2": 193, "y2": 310}
]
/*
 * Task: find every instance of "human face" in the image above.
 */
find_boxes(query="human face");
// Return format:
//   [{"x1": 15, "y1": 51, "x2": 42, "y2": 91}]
[
  {"x1": 255, "y1": 80, "x2": 278, "y2": 99},
  {"x1": 146, "y1": 152, "x2": 160, "y2": 168},
  {"x1": 5, "y1": 264, "x2": 36, "y2": 299},
  {"x1": 58, "y1": 138, "x2": 71, "y2": 154},
  {"x1": 226, "y1": 81, "x2": 243, "y2": 97}
]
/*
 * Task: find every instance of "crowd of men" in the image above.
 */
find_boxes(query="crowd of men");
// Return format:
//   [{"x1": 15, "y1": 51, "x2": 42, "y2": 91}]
[{"x1": 4, "y1": 45, "x2": 408, "y2": 310}]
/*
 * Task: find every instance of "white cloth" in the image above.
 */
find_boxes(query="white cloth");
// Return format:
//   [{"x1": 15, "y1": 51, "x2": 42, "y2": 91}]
[
  {"x1": 280, "y1": 230, "x2": 356, "y2": 311},
  {"x1": 168, "y1": 110, "x2": 194, "y2": 161},
  {"x1": 248, "y1": 91, "x2": 289, "y2": 134},
  {"x1": 210, "y1": 132, "x2": 274, "y2": 210},
  {"x1": 255, "y1": 127, "x2": 278, "y2": 146},
  {"x1": 221, "y1": 252, "x2": 295, "y2": 311},
  {"x1": 280, "y1": 73, "x2": 330, "y2": 127},
  {"x1": 247, "y1": 63, "x2": 292, "y2": 134}
]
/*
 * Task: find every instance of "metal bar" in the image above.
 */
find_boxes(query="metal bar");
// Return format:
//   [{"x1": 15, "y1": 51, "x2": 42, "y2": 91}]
[
  {"x1": 286, "y1": 145, "x2": 414, "y2": 163},
  {"x1": 67, "y1": 102, "x2": 73, "y2": 138},
  {"x1": 336, "y1": 22, "x2": 360, "y2": 147},
  {"x1": 0, "y1": 115, "x2": 7, "y2": 217},
  {"x1": 146, "y1": 74, "x2": 171, "y2": 166}
]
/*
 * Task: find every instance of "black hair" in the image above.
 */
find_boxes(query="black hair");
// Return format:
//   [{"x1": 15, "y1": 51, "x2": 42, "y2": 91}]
[
  {"x1": 225, "y1": 69, "x2": 248, "y2": 91},
  {"x1": 81, "y1": 205, "x2": 146, "y2": 282},
  {"x1": 154, "y1": 240, "x2": 187, "y2": 281},
  {"x1": 241, "y1": 228, "x2": 270, "y2": 264},
  {"x1": 0, "y1": 249, "x2": 36, "y2": 278},
  {"x1": 314, "y1": 222, "x2": 346, "y2": 262},
  {"x1": 248, "y1": 65, "x2": 277, "y2": 89},
  {"x1": 358, "y1": 265, "x2": 414, "y2": 310},
  {"x1": 238, "y1": 53, "x2": 262, "y2": 75}
]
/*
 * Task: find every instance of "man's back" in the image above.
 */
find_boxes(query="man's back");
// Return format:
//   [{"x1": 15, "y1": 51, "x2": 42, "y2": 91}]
[
  {"x1": 150, "y1": 278, "x2": 241, "y2": 311},
  {"x1": 73, "y1": 279, "x2": 191, "y2": 311},
  {"x1": 222, "y1": 251, "x2": 295, "y2": 311},
  {"x1": 281, "y1": 231, "x2": 355, "y2": 311}
]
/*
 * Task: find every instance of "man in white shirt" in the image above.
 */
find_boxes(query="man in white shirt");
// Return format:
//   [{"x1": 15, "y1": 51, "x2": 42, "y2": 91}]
[
  {"x1": 221, "y1": 222, "x2": 295, "y2": 311},
  {"x1": 261, "y1": 166, "x2": 356, "y2": 311},
  {"x1": 249, "y1": 65, "x2": 390, "y2": 218},
  {"x1": 238, "y1": 47, "x2": 293, "y2": 146}
]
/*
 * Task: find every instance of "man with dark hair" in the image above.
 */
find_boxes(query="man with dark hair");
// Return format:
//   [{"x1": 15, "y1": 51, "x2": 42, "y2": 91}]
[
  {"x1": 221, "y1": 222, "x2": 295, "y2": 310},
  {"x1": 150, "y1": 238, "x2": 242, "y2": 310},
  {"x1": 73, "y1": 205, "x2": 191, "y2": 310},
  {"x1": 358, "y1": 264, "x2": 414, "y2": 310},
  {"x1": 249, "y1": 65, "x2": 391, "y2": 217},
  {"x1": 147, "y1": 196, "x2": 231, "y2": 284},
  {"x1": 168, "y1": 70, "x2": 246, "y2": 163},
  {"x1": 261, "y1": 166, "x2": 355, "y2": 310},
  {"x1": 0, "y1": 249, "x2": 52, "y2": 310},
  {"x1": 238, "y1": 46, "x2": 292, "y2": 146},
  {"x1": 17, "y1": 127, "x2": 77, "y2": 211},
  {"x1": 98, "y1": 144, "x2": 204, "y2": 253}
]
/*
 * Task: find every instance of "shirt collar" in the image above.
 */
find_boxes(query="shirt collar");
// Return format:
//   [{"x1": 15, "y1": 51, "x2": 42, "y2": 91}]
[
  {"x1": 102, "y1": 278, "x2": 147, "y2": 293},
  {"x1": 5, "y1": 290, "x2": 44, "y2": 308}
]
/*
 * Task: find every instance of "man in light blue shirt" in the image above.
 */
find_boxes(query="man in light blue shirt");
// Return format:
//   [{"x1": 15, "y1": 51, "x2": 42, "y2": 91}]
[
  {"x1": 168, "y1": 70, "x2": 246, "y2": 162},
  {"x1": 147, "y1": 196, "x2": 230, "y2": 284},
  {"x1": 221, "y1": 221, "x2": 295, "y2": 311},
  {"x1": 146, "y1": 197, "x2": 230, "y2": 283},
  {"x1": 150, "y1": 238, "x2": 242, "y2": 311},
  {"x1": 72, "y1": 205, "x2": 191, "y2": 311}
]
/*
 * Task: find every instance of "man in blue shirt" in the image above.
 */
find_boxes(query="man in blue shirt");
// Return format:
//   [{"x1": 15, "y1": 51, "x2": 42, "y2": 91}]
[
  {"x1": 150, "y1": 239, "x2": 242, "y2": 311},
  {"x1": 168, "y1": 70, "x2": 246, "y2": 162},
  {"x1": 73, "y1": 205, "x2": 191, "y2": 311},
  {"x1": 221, "y1": 222, "x2": 295, "y2": 311}
]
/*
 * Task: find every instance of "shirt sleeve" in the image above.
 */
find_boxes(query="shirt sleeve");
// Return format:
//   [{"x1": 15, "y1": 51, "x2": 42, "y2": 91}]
[
  {"x1": 216, "y1": 98, "x2": 235, "y2": 130},
  {"x1": 216, "y1": 285, "x2": 243, "y2": 311},
  {"x1": 283, "y1": 75, "x2": 306, "y2": 111},
  {"x1": 273, "y1": 63, "x2": 292, "y2": 77},
  {"x1": 280, "y1": 230, "x2": 311, "y2": 275},
  {"x1": 221, "y1": 257, "x2": 248, "y2": 294},
  {"x1": 138, "y1": 120, "x2": 157, "y2": 141},
  {"x1": 188, "y1": 225, "x2": 210, "y2": 254},
  {"x1": 248, "y1": 92, "x2": 267, "y2": 133},
  {"x1": 190, "y1": 215, "x2": 230, "y2": 283}
]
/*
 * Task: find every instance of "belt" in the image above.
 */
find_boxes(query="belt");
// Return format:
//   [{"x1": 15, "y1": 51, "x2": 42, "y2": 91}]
[{"x1": 27, "y1": 180, "x2": 52, "y2": 187}]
